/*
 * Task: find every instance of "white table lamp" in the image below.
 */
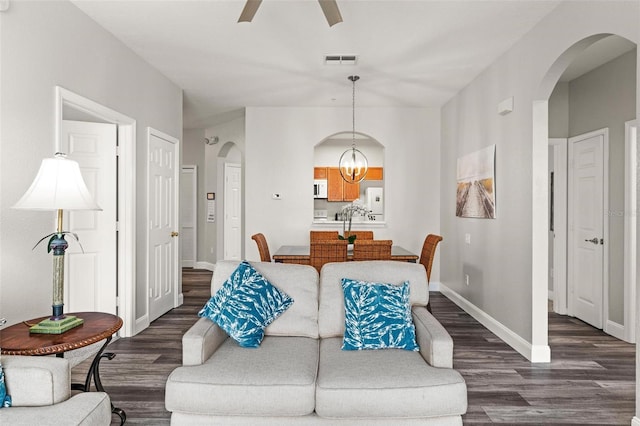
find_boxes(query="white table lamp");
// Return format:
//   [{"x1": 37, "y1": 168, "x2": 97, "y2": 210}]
[{"x1": 13, "y1": 152, "x2": 101, "y2": 334}]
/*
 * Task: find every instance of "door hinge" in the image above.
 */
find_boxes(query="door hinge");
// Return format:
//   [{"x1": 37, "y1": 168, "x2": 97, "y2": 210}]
[
  {"x1": 115, "y1": 221, "x2": 120, "y2": 232},
  {"x1": 115, "y1": 296, "x2": 120, "y2": 307},
  {"x1": 115, "y1": 146, "x2": 120, "y2": 156}
]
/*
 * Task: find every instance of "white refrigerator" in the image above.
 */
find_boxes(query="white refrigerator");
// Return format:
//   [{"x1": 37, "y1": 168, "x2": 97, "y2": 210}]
[{"x1": 366, "y1": 187, "x2": 384, "y2": 220}]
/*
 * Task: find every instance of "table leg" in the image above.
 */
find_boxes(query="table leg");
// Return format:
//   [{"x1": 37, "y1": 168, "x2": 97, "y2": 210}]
[{"x1": 70, "y1": 336, "x2": 127, "y2": 425}]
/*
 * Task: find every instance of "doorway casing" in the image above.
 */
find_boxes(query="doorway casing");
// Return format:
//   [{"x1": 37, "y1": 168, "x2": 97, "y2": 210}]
[{"x1": 55, "y1": 86, "x2": 137, "y2": 337}]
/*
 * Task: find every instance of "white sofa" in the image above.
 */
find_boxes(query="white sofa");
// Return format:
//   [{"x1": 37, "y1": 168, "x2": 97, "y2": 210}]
[
  {"x1": 165, "y1": 260, "x2": 467, "y2": 425},
  {"x1": 0, "y1": 355, "x2": 112, "y2": 426}
]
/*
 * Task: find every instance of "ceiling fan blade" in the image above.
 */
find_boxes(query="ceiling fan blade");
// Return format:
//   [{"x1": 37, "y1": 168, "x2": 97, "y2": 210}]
[
  {"x1": 318, "y1": 0, "x2": 343, "y2": 27},
  {"x1": 238, "y1": 0, "x2": 262, "y2": 23}
]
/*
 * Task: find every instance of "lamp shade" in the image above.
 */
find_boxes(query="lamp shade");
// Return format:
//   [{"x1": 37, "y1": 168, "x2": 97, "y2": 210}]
[{"x1": 13, "y1": 154, "x2": 101, "y2": 211}]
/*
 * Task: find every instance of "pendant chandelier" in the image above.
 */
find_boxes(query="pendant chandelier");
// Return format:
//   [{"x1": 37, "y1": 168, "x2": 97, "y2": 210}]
[{"x1": 339, "y1": 75, "x2": 368, "y2": 184}]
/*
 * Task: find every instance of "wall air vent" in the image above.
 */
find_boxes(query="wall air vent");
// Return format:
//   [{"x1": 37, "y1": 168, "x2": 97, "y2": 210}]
[{"x1": 324, "y1": 55, "x2": 358, "y2": 65}]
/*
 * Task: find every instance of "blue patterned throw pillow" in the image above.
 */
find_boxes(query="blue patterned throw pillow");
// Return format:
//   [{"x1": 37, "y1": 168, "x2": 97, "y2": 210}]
[
  {"x1": 199, "y1": 261, "x2": 294, "y2": 348},
  {"x1": 341, "y1": 278, "x2": 419, "y2": 351},
  {"x1": 0, "y1": 361, "x2": 11, "y2": 408}
]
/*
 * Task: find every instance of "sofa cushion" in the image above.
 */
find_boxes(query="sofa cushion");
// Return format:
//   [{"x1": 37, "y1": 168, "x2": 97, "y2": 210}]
[
  {"x1": 166, "y1": 336, "x2": 319, "y2": 417},
  {"x1": 316, "y1": 337, "x2": 467, "y2": 419},
  {"x1": 199, "y1": 260, "x2": 294, "y2": 347},
  {"x1": 319, "y1": 261, "x2": 429, "y2": 338},
  {"x1": 213, "y1": 261, "x2": 319, "y2": 338},
  {"x1": 341, "y1": 278, "x2": 418, "y2": 351}
]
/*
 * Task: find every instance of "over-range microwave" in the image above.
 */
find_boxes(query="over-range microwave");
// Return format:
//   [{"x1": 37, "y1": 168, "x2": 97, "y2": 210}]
[{"x1": 313, "y1": 179, "x2": 328, "y2": 198}]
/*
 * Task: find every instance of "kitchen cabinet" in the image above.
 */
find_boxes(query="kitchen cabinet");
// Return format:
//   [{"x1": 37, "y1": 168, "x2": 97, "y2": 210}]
[
  {"x1": 327, "y1": 167, "x2": 359, "y2": 202},
  {"x1": 314, "y1": 167, "x2": 328, "y2": 179},
  {"x1": 364, "y1": 167, "x2": 383, "y2": 180}
]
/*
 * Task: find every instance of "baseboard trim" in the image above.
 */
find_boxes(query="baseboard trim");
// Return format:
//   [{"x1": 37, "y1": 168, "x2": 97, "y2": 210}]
[
  {"x1": 632, "y1": 416, "x2": 640, "y2": 426},
  {"x1": 605, "y1": 319, "x2": 625, "y2": 341},
  {"x1": 134, "y1": 314, "x2": 150, "y2": 337},
  {"x1": 548, "y1": 289, "x2": 554, "y2": 301},
  {"x1": 439, "y1": 284, "x2": 550, "y2": 363},
  {"x1": 195, "y1": 261, "x2": 216, "y2": 271},
  {"x1": 177, "y1": 293, "x2": 184, "y2": 306},
  {"x1": 428, "y1": 281, "x2": 441, "y2": 292}
]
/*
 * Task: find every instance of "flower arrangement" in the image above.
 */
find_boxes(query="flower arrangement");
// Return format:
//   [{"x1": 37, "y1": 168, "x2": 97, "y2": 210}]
[{"x1": 338, "y1": 200, "x2": 371, "y2": 243}]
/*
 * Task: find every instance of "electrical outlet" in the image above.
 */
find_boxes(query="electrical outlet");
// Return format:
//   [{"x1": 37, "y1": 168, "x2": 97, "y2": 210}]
[
  {"x1": 465, "y1": 234, "x2": 471, "y2": 244},
  {"x1": 465, "y1": 274, "x2": 470, "y2": 286}
]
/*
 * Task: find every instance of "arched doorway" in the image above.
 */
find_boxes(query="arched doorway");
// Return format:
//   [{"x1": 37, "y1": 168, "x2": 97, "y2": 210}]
[
  {"x1": 532, "y1": 34, "x2": 638, "y2": 361},
  {"x1": 216, "y1": 141, "x2": 244, "y2": 260}
]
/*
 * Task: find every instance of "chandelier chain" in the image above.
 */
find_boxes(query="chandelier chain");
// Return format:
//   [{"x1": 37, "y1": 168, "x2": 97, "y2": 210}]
[{"x1": 352, "y1": 76, "x2": 356, "y2": 147}]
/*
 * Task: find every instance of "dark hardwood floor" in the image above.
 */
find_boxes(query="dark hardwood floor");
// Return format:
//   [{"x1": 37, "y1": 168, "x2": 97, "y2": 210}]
[{"x1": 73, "y1": 269, "x2": 636, "y2": 425}]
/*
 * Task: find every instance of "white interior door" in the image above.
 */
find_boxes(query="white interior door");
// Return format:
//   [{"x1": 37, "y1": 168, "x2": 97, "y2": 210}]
[
  {"x1": 148, "y1": 128, "x2": 180, "y2": 322},
  {"x1": 568, "y1": 129, "x2": 606, "y2": 329},
  {"x1": 61, "y1": 120, "x2": 117, "y2": 314},
  {"x1": 180, "y1": 166, "x2": 197, "y2": 268},
  {"x1": 223, "y1": 163, "x2": 242, "y2": 260}
]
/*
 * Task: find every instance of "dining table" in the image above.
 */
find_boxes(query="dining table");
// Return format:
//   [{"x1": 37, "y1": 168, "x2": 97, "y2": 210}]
[{"x1": 272, "y1": 244, "x2": 419, "y2": 264}]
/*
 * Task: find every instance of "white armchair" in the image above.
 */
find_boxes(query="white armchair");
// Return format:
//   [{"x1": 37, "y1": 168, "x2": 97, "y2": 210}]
[{"x1": 0, "y1": 355, "x2": 112, "y2": 426}]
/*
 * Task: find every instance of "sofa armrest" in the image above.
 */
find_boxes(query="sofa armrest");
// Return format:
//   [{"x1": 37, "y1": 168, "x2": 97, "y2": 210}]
[
  {"x1": 0, "y1": 392, "x2": 111, "y2": 426},
  {"x1": 182, "y1": 317, "x2": 228, "y2": 366},
  {"x1": 2, "y1": 355, "x2": 71, "y2": 406},
  {"x1": 412, "y1": 306, "x2": 454, "y2": 368}
]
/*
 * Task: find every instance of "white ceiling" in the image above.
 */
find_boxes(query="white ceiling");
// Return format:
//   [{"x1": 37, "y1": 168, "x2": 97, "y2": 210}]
[{"x1": 69, "y1": 0, "x2": 632, "y2": 129}]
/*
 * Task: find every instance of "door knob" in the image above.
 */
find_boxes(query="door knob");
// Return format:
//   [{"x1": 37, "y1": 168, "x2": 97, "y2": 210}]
[
  {"x1": 171, "y1": 231, "x2": 179, "y2": 237},
  {"x1": 584, "y1": 237, "x2": 599, "y2": 244}
]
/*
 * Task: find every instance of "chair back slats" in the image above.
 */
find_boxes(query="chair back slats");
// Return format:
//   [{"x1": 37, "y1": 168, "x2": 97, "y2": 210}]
[
  {"x1": 251, "y1": 233, "x2": 272, "y2": 262},
  {"x1": 310, "y1": 240, "x2": 348, "y2": 273},
  {"x1": 352, "y1": 239, "x2": 393, "y2": 261},
  {"x1": 310, "y1": 231, "x2": 340, "y2": 242},
  {"x1": 343, "y1": 230, "x2": 374, "y2": 241},
  {"x1": 419, "y1": 234, "x2": 443, "y2": 282}
]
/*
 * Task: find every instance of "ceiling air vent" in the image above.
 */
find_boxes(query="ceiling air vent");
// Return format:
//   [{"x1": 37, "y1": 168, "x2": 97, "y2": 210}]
[{"x1": 324, "y1": 55, "x2": 358, "y2": 65}]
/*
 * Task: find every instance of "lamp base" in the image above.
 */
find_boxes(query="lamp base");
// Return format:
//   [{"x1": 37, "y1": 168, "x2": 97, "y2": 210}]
[{"x1": 29, "y1": 315, "x2": 84, "y2": 334}]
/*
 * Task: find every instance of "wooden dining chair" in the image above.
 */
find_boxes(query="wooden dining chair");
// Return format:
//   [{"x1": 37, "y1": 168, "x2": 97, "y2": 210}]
[
  {"x1": 352, "y1": 239, "x2": 393, "y2": 261},
  {"x1": 310, "y1": 240, "x2": 348, "y2": 273},
  {"x1": 343, "y1": 230, "x2": 374, "y2": 241},
  {"x1": 251, "y1": 233, "x2": 272, "y2": 262},
  {"x1": 419, "y1": 234, "x2": 443, "y2": 312},
  {"x1": 310, "y1": 230, "x2": 340, "y2": 242}
]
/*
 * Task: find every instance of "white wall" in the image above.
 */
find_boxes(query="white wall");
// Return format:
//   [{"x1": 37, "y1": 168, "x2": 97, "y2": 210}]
[
  {"x1": 244, "y1": 107, "x2": 440, "y2": 277},
  {"x1": 0, "y1": 1, "x2": 182, "y2": 327},
  {"x1": 549, "y1": 82, "x2": 569, "y2": 138},
  {"x1": 183, "y1": 128, "x2": 206, "y2": 265},
  {"x1": 440, "y1": 0, "x2": 638, "y2": 358}
]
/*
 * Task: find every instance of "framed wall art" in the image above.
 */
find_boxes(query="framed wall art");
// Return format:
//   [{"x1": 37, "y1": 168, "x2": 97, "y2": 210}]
[{"x1": 456, "y1": 145, "x2": 496, "y2": 219}]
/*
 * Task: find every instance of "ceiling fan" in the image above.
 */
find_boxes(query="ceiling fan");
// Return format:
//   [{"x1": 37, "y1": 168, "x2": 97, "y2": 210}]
[{"x1": 238, "y1": 0, "x2": 343, "y2": 27}]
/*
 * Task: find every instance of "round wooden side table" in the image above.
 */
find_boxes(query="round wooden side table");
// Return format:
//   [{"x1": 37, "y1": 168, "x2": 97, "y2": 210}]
[{"x1": 1, "y1": 312, "x2": 126, "y2": 424}]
